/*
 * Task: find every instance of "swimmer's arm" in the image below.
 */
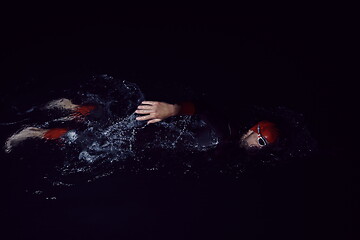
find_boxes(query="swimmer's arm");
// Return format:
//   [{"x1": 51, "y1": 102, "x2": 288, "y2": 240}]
[{"x1": 135, "y1": 101, "x2": 195, "y2": 124}]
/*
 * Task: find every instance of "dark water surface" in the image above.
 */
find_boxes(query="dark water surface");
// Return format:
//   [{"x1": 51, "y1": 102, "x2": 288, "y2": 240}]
[{"x1": 0, "y1": 8, "x2": 352, "y2": 240}]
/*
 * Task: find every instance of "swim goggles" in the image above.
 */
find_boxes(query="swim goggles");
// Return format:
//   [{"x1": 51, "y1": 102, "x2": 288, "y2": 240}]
[{"x1": 257, "y1": 124, "x2": 268, "y2": 146}]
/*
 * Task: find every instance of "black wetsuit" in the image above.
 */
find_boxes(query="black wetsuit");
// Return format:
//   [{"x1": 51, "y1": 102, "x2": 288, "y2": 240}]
[{"x1": 179, "y1": 99, "x2": 255, "y2": 144}]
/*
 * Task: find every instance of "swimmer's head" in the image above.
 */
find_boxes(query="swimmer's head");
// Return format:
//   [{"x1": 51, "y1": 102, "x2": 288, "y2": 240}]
[
  {"x1": 233, "y1": 106, "x2": 316, "y2": 167},
  {"x1": 239, "y1": 120, "x2": 279, "y2": 151}
]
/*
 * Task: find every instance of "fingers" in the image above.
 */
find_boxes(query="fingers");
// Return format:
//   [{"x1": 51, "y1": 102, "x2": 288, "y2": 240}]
[
  {"x1": 135, "y1": 101, "x2": 162, "y2": 123},
  {"x1": 135, "y1": 112, "x2": 162, "y2": 124},
  {"x1": 135, "y1": 101, "x2": 157, "y2": 115},
  {"x1": 147, "y1": 119, "x2": 162, "y2": 124},
  {"x1": 141, "y1": 101, "x2": 158, "y2": 105},
  {"x1": 135, "y1": 109, "x2": 154, "y2": 114},
  {"x1": 137, "y1": 105, "x2": 153, "y2": 110},
  {"x1": 136, "y1": 114, "x2": 162, "y2": 124},
  {"x1": 136, "y1": 114, "x2": 155, "y2": 121}
]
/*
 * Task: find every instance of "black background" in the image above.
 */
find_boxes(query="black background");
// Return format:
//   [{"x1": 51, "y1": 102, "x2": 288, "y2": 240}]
[{"x1": 0, "y1": 5, "x2": 354, "y2": 240}]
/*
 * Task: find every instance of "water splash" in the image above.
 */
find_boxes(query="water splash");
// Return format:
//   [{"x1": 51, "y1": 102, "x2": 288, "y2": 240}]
[{"x1": 4, "y1": 75, "x2": 219, "y2": 187}]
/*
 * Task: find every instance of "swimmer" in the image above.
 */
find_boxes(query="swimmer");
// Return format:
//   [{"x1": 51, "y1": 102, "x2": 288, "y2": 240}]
[
  {"x1": 4, "y1": 97, "x2": 280, "y2": 154},
  {"x1": 3, "y1": 74, "x2": 316, "y2": 183}
]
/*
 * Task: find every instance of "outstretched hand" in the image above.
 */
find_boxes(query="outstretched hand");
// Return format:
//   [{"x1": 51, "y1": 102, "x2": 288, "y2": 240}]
[{"x1": 135, "y1": 101, "x2": 180, "y2": 124}]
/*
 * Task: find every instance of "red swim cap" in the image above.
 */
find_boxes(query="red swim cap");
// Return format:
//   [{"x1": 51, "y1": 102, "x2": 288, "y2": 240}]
[{"x1": 250, "y1": 120, "x2": 279, "y2": 144}]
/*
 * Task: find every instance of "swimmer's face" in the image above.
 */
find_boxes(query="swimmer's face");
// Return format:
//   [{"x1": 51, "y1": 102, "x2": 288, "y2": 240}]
[
  {"x1": 239, "y1": 129, "x2": 265, "y2": 150},
  {"x1": 239, "y1": 121, "x2": 279, "y2": 151}
]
